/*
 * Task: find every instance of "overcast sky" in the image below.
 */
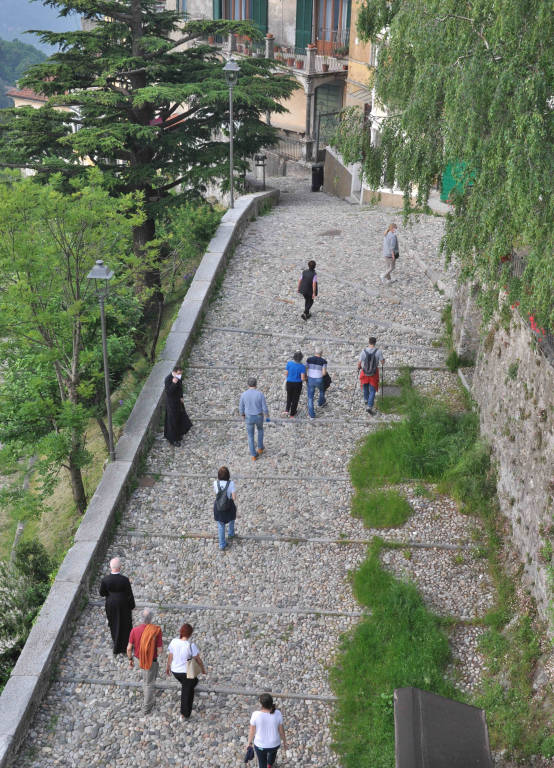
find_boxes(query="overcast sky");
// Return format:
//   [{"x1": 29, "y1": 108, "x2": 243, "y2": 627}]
[{"x1": 0, "y1": 0, "x2": 80, "y2": 52}]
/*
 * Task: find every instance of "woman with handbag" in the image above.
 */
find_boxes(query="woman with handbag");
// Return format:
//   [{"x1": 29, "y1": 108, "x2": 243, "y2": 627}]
[
  {"x1": 166, "y1": 623, "x2": 206, "y2": 720},
  {"x1": 247, "y1": 693, "x2": 287, "y2": 768}
]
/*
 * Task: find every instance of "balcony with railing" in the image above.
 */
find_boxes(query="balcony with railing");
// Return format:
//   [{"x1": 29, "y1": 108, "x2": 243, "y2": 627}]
[{"x1": 199, "y1": 33, "x2": 349, "y2": 75}]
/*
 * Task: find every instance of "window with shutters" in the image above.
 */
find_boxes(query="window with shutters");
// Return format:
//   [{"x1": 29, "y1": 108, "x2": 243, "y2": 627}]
[{"x1": 214, "y1": 0, "x2": 267, "y2": 29}]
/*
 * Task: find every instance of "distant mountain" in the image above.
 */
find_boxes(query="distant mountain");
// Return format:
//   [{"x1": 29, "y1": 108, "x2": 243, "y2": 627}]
[
  {"x1": 0, "y1": 0, "x2": 80, "y2": 54},
  {"x1": 0, "y1": 38, "x2": 47, "y2": 108}
]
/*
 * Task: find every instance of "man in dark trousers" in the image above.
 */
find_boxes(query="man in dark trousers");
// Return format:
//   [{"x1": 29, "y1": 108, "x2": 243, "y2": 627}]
[
  {"x1": 100, "y1": 557, "x2": 135, "y2": 656},
  {"x1": 164, "y1": 365, "x2": 192, "y2": 446},
  {"x1": 297, "y1": 259, "x2": 318, "y2": 320}
]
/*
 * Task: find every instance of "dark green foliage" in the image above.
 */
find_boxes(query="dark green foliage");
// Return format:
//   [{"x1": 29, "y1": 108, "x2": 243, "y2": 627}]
[
  {"x1": 0, "y1": 37, "x2": 47, "y2": 107},
  {"x1": 331, "y1": 538, "x2": 457, "y2": 768},
  {"x1": 0, "y1": 1, "x2": 297, "y2": 279},
  {"x1": 352, "y1": 489, "x2": 412, "y2": 528},
  {"x1": 0, "y1": 539, "x2": 53, "y2": 692},
  {"x1": 333, "y1": 0, "x2": 553, "y2": 331}
]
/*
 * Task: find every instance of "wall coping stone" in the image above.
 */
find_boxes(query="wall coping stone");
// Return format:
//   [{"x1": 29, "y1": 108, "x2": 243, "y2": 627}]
[{"x1": 0, "y1": 188, "x2": 279, "y2": 768}]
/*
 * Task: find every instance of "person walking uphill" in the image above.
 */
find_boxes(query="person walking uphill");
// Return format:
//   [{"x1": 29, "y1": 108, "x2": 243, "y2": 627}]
[
  {"x1": 306, "y1": 348, "x2": 328, "y2": 419},
  {"x1": 297, "y1": 259, "x2": 318, "y2": 320},
  {"x1": 213, "y1": 466, "x2": 237, "y2": 550},
  {"x1": 358, "y1": 336, "x2": 384, "y2": 415},
  {"x1": 247, "y1": 693, "x2": 288, "y2": 768},
  {"x1": 99, "y1": 556, "x2": 135, "y2": 656},
  {"x1": 239, "y1": 377, "x2": 270, "y2": 460},
  {"x1": 283, "y1": 350, "x2": 306, "y2": 417},
  {"x1": 127, "y1": 608, "x2": 163, "y2": 715},
  {"x1": 380, "y1": 223, "x2": 399, "y2": 284},
  {"x1": 166, "y1": 623, "x2": 206, "y2": 721},
  {"x1": 164, "y1": 365, "x2": 192, "y2": 446}
]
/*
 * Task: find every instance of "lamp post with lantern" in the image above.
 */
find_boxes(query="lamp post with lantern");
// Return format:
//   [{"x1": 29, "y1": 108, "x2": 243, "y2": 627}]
[
  {"x1": 87, "y1": 259, "x2": 116, "y2": 462},
  {"x1": 222, "y1": 58, "x2": 240, "y2": 208}
]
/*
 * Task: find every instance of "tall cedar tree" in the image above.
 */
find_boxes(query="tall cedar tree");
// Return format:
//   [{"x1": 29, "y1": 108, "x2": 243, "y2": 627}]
[
  {"x1": 332, "y1": 0, "x2": 553, "y2": 330},
  {"x1": 0, "y1": 1, "x2": 296, "y2": 313}
]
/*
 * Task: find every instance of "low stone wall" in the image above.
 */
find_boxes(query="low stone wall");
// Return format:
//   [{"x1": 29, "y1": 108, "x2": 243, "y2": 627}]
[
  {"x1": 0, "y1": 189, "x2": 279, "y2": 768},
  {"x1": 454, "y1": 288, "x2": 553, "y2": 629}
]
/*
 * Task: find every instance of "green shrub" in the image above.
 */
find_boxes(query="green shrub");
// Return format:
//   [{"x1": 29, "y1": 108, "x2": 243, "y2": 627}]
[
  {"x1": 352, "y1": 490, "x2": 411, "y2": 528},
  {"x1": 331, "y1": 539, "x2": 457, "y2": 768}
]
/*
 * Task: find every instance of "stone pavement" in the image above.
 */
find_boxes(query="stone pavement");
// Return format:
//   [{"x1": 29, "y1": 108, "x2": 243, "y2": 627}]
[{"x1": 13, "y1": 177, "x2": 493, "y2": 768}]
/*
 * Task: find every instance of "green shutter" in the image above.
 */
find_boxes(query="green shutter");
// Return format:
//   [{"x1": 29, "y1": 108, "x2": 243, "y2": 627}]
[
  {"x1": 251, "y1": 0, "x2": 268, "y2": 33},
  {"x1": 345, "y1": 0, "x2": 351, "y2": 37},
  {"x1": 213, "y1": 0, "x2": 222, "y2": 19},
  {"x1": 295, "y1": 0, "x2": 312, "y2": 49}
]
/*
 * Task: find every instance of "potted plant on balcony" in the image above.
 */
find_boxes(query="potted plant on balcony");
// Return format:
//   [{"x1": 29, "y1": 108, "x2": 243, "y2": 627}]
[
  {"x1": 207, "y1": 34, "x2": 215, "y2": 44},
  {"x1": 287, "y1": 52, "x2": 295, "y2": 66},
  {"x1": 295, "y1": 57, "x2": 303, "y2": 69},
  {"x1": 335, "y1": 44, "x2": 349, "y2": 58}
]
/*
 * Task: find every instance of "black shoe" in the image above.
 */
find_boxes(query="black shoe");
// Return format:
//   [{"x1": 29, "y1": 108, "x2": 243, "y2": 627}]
[
  {"x1": 366, "y1": 408, "x2": 374, "y2": 415},
  {"x1": 319, "y1": 401, "x2": 327, "y2": 408},
  {"x1": 173, "y1": 440, "x2": 182, "y2": 447},
  {"x1": 305, "y1": 311, "x2": 311, "y2": 318},
  {"x1": 301, "y1": 313, "x2": 307, "y2": 320}
]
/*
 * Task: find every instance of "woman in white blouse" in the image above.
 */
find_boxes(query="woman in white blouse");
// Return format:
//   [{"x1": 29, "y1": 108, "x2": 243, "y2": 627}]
[
  {"x1": 165, "y1": 622, "x2": 206, "y2": 720},
  {"x1": 247, "y1": 693, "x2": 287, "y2": 768}
]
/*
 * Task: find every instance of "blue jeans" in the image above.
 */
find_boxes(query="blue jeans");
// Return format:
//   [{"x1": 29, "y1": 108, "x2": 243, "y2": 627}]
[
  {"x1": 245, "y1": 414, "x2": 264, "y2": 456},
  {"x1": 363, "y1": 382, "x2": 376, "y2": 408},
  {"x1": 254, "y1": 745, "x2": 279, "y2": 768},
  {"x1": 307, "y1": 377, "x2": 326, "y2": 418},
  {"x1": 217, "y1": 520, "x2": 235, "y2": 549}
]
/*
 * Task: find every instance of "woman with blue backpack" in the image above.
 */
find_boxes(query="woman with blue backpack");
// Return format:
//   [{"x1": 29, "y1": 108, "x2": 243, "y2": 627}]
[{"x1": 213, "y1": 466, "x2": 237, "y2": 551}]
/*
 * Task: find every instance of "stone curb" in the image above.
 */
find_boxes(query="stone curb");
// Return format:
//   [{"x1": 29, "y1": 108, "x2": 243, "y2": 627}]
[
  {"x1": 411, "y1": 251, "x2": 453, "y2": 298},
  {"x1": 0, "y1": 188, "x2": 279, "y2": 768}
]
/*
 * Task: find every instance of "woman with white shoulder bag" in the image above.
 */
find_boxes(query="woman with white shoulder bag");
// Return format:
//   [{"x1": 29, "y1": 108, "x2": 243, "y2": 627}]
[{"x1": 166, "y1": 622, "x2": 206, "y2": 720}]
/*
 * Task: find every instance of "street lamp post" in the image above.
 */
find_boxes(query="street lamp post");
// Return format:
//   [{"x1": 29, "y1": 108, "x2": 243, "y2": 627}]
[
  {"x1": 87, "y1": 259, "x2": 116, "y2": 462},
  {"x1": 223, "y1": 58, "x2": 240, "y2": 208}
]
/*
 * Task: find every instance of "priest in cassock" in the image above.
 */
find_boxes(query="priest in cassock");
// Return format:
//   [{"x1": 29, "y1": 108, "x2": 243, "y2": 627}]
[
  {"x1": 164, "y1": 365, "x2": 192, "y2": 446},
  {"x1": 100, "y1": 557, "x2": 136, "y2": 655}
]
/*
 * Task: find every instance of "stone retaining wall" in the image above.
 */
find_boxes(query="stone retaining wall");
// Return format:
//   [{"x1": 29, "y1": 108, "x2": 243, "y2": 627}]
[
  {"x1": 453, "y1": 287, "x2": 553, "y2": 629},
  {"x1": 0, "y1": 189, "x2": 279, "y2": 768}
]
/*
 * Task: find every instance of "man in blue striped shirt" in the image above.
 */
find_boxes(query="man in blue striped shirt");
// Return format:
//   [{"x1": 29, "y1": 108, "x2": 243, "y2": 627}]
[{"x1": 239, "y1": 378, "x2": 270, "y2": 460}]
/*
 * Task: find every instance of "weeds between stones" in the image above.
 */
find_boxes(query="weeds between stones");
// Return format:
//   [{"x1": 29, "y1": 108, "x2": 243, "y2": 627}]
[{"x1": 332, "y1": 378, "x2": 552, "y2": 766}]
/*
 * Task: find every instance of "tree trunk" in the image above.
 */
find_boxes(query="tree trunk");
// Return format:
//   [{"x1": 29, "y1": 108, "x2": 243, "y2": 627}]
[
  {"x1": 95, "y1": 415, "x2": 110, "y2": 453},
  {"x1": 68, "y1": 446, "x2": 87, "y2": 514}
]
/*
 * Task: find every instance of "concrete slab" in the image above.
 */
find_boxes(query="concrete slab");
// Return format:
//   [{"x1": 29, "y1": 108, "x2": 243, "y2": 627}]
[
  {"x1": 12, "y1": 581, "x2": 81, "y2": 678},
  {"x1": 170, "y1": 301, "x2": 206, "y2": 335},
  {"x1": 157, "y1": 331, "x2": 192, "y2": 363},
  {"x1": 56, "y1": 540, "x2": 99, "y2": 584},
  {"x1": 184, "y1": 280, "x2": 212, "y2": 304},
  {"x1": 205, "y1": 223, "x2": 235, "y2": 255},
  {"x1": 74, "y1": 461, "x2": 133, "y2": 542},
  {"x1": 0, "y1": 675, "x2": 39, "y2": 766},
  {"x1": 194, "y1": 251, "x2": 225, "y2": 282}
]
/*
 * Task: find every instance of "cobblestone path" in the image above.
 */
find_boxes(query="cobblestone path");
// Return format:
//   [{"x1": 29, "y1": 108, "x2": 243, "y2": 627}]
[{"x1": 14, "y1": 178, "x2": 492, "y2": 767}]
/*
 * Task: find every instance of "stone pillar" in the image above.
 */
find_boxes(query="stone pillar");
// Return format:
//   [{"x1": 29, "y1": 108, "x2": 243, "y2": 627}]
[
  {"x1": 265, "y1": 33, "x2": 275, "y2": 59},
  {"x1": 305, "y1": 82, "x2": 314, "y2": 137},
  {"x1": 306, "y1": 43, "x2": 316, "y2": 74}
]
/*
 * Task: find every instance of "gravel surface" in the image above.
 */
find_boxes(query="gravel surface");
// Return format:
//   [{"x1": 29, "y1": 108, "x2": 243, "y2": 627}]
[{"x1": 13, "y1": 177, "x2": 503, "y2": 767}]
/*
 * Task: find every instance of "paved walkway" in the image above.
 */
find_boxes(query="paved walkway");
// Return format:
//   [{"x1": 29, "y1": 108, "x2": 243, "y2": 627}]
[{"x1": 14, "y1": 178, "x2": 490, "y2": 768}]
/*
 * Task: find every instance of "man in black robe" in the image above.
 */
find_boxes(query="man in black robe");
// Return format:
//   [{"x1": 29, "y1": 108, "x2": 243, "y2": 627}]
[
  {"x1": 100, "y1": 557, "x2": 135, "y2": 655},
  {"x1": 164, "y1": 365, "x2": 192, "y2": 446}
]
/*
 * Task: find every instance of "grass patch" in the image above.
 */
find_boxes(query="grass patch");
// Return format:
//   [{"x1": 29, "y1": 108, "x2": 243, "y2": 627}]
[
  {"x1": 335, "y1": 374, "x2": 551, "y2": 764},
  {"x1": 331, "y1": 538, "x2": 458, "y2": 768},
  {"x1": 352, "y1": 490, "x2": 411, "y2": 528}
]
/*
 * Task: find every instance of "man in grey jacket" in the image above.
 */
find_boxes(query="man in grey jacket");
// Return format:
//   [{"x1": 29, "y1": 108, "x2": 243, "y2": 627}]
[{"x1": 239, "y1": 377, "x2": 270, "y2": 460}]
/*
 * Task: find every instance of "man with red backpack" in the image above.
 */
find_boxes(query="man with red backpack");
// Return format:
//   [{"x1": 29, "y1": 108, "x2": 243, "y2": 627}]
[{"x1": 357, "y1": 337, "x2": 384, "y2": 416}]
